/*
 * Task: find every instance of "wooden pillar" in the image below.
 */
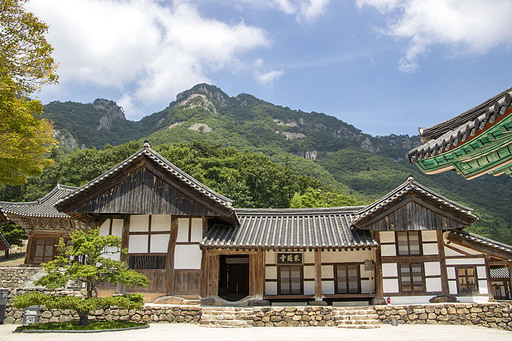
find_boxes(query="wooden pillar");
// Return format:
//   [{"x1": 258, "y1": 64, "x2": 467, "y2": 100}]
[
  {"x1": 485, "y1": 255, "x2": 494, "y2": 300},
  {"x1": 199, "y1": 248, "x2": 208, "y2": 298},
  {"x1": 374, "y1": 232, "x2": 384, "y2": 298},
  {"x1": 206, "y1": 253, "x2": 219, "y2": 297},
  {"x1": 24, "y1": 232, "x2": 34, "y2": 265},
  {"x1": 167, "y1": 216, "x2": 178, "y2": 295},
  {"x1": 256, "y1": 249, "x2": 265, "y2": 299},
  {"x1": 437, "y1": 230, "x2": 450, "y2": 295},
  {"x1": 508, "y1": 262, "x2": 512, "y2": 300},
  {"x1": 121, "y1": 216, "x2": 130, "y2": 262},
  {"x1": 314, "y1": 249, "x2": 322, "y2": 301}
]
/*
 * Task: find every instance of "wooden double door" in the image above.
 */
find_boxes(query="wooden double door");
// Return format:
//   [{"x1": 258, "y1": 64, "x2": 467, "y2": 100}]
[{"x1": 218, "y1": 255, "x2": 250, "y2": 301}]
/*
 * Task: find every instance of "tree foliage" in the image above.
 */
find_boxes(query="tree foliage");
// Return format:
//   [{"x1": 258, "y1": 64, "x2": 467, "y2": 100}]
[
  {"x1": 290, "y1": 188, "x2": 362, "y2": 208},
  {"x1": 0, "y1": 0, "x2": 59, "y2": 185},
  {"x1": 13, "y1": 228, "x2": 148, "y2": 325},
  {"x1": 0, "y1": 221, "x2": 27, "y2": 258}
]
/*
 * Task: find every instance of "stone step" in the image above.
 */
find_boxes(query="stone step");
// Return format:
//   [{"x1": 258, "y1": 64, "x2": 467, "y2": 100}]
[{"x1": 334, "y1": 314, "x2": 379, "y2": 321}]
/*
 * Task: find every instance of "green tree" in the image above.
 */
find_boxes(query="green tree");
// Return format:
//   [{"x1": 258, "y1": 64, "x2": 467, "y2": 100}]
[
  {"x1": 0, "y1": 221, "x2": 27, "y2": 258},
  {"x1": 0, "y1": 0, "x2": 58, "y2": 185},
  {"x1": 13, "y1": 228, "x2": 149, "y2": 325},
  {"x1": 290, "y1": 187, "x2": 362, "y2": 208}
]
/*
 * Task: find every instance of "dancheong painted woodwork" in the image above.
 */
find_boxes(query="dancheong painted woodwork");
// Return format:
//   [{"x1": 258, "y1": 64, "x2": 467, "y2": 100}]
[
  {"x1": 1, "y1": 142, "x2": 512, "y2": 304},
  {"x1": 408, "y1": 86, "x2": 512, "y2": 179}
]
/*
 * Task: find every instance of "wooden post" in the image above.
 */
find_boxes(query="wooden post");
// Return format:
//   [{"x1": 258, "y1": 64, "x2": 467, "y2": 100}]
[
  {"x1": 374, "y1": 232, "x2": 384, "y2": 299},
  {"x1": 121, "y1": 216, "x2": 130, "y2": 262},
  {"x1": 314, "y1": 249, "x2": 322, "y2": 301},
  {"x1": 256, "y1": 249, "x2": 264, "y2": 299},
  {"x1": 485, "y1": 255, "x2": 494, "y2": 300},
  {"x1": 167, "y1": 216, "x2": 178, "y2": 295},
  {"x1": 437, "y1": 230, "x2": 450, "y2": 295},
  {"x1": 24, "y1": 232, "x2": 34, "y2": 264},
  {"x1": 508, "y1": 262, "x2": 512, "y2": 300},
  {"x1": 199, "y1": 248, "x2": 208, "y2": 298}
]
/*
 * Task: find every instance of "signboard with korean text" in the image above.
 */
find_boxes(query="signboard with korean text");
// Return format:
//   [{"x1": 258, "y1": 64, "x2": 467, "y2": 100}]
[{"x1": 276, "y1": 252, "x2": 303, "y2": 265}]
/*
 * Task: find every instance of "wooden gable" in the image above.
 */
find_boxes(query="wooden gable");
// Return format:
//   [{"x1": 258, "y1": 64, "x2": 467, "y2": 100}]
[
  {"x1": 352, "y1": 177, "x2": 477, "y2": 231},
  {"x1": 56, "y1": 143, "x2": 236, "y2": 224}
]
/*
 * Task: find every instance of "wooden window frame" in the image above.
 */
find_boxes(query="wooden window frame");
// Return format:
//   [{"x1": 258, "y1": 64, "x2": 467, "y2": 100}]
[
  {"x1": 128, "y1": 215, "x2": 170, "y2": 268},
  {"x1": 396, "y1": 231, "x2": 422, "y2": 256},
  {"x1": 456, "y1": 266, "x2": 479, "y2": 295},
  {"x1": 334, "y1": 263, "x2": 361, "y2": 294},
  {"x1": 398, "y1": 263, "x2": 425, "y2": 293},
  {"x1": 277, "y1": 265, "x2": 303, "y2": 295}
]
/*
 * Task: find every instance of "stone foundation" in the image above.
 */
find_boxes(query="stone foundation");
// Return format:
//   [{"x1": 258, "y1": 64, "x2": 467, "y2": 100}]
[
  {"x1": 0, "y1": 267, "x2": 43, "y2": 289},
  {"x1": 373, "y1": 303, "x2": 512, "y2": 331}
]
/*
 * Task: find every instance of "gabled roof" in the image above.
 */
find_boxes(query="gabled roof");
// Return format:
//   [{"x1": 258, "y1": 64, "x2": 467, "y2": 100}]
[
  {"x1": 352, "y1": 176, "x2": 478, "y2": 230},
  {"x1": 55, "y1": 141, "x2": 234, "y2": 214},
  {"x1": 0, "y1": 184, "x2": 77, "y2": 219},
  {"x1": 408, "y1": 87, "x2": 512, "y2": 179},
  {"x1": 450, "y1": 230, "x2": 512, "y2": 256},
  {"x1": 201, "y1": 207, "x2": 377, "y2": 250}
]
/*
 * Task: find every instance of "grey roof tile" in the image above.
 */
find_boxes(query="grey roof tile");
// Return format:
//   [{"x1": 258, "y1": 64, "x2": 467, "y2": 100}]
[{"x1": 202, "y1": 207, "x2": 377, "y2": 249}]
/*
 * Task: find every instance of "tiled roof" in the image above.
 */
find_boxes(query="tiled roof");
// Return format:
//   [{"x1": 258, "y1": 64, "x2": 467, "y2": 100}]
[
  {"x1": 408, "y1": 86, "x2": 512, "y2": 163},
  {"x1": 451, "y1": 230, "x2": 512, "y2": 256},
  {"x1": 55, "y1": 141, "x2": 233, "y2": 211},
  {"x1": 201, "y1": 207, "x2": 377, "y2": 250},
  {"x1": 0, "y1": 184, "x2": 77, "y2": 218},
  {"x1": 490, "y1": 267, "x2": 510, "y2": 279},
  {"x1": 352, "y1": 176, "x2": 477, "y2": 224},
  {"x1": 0, "y1": 232, "x2": 9, "y2": 251}
]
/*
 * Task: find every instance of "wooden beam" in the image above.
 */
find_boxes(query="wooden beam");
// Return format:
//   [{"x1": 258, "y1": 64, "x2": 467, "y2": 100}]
[
  {"x1": 437, "y1": 230, "x2": 450, "y2": 295},
  {"x1": 374, "y1": 232, "x2": 383, "y2": 298},
  {"x1": 314, "y1": 249, "x2": 322, "y2": 301}
]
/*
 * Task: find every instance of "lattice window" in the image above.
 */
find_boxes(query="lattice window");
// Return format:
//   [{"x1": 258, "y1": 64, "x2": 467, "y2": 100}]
[
  {"x1": 456, "y1": 266, "x2": 478, "y2": 295},
  {"x1": 278, "y1": 265, "x2": 303, "y2": 295},
  {"x1": 335, "y1": 264, "x2": 361, "y2": 294},
  {"x1": 396, "y1": 231, "x2": 422, "y2": 256},
  {"x1": 399, "y1": 263, "x2": 424, "y2": 292}
]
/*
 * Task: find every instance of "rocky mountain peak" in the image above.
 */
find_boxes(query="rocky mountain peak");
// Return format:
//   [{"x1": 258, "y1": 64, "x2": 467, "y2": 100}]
[
  {"x1": 93, "y1": 99, "x2": 126, "y2": 132},
  {"x1": 175, "y1": 83, "x2": 230, "y2": 108}
]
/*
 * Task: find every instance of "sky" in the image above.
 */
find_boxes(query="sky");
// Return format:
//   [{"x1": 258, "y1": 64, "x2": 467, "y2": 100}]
[{"x1": 26, "y1": 0, "x2": 512, "y2": 137}]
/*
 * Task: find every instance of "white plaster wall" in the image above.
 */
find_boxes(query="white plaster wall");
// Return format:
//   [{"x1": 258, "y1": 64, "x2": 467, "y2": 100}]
[
  {"x1": 379, "y1": 231, "x2": 395, "y2": 243},
  {"x1": 388, "y1": 296, "x2": 432, "y2": 305},
  {"x1": 99, "y1": 220, "x2": 110, "y2": 236},
  {"x1": 321, "y1": 280, "x2": 334, "y2": 294},
  {"x1": 265, "y1": 282, "x2": 277, "y2": 295},
  {"x1": 361, "y1": 280, "x2": 372, "y2": 294},
  {"x1": 151, "y1": 215, "x2": 171, "y2": 231},
  {"x1": 321, "y1": 265, "x2": 333, "y2": 279},
  {"x1": 360, "y1": 264, "x2": 373, "y2": 278},
  {"x1": 449, "y1": 280, "x2": 458, "y2": 294},
  {"x1": 176, "y1": 218, "x2": 189, "y2": 242},
  {"x1": 130, "y1": 215, "x2": 149, "y2": 232},
  {"x1": 383, "y1": 278, "x2": 399, "y2": 293},
  {"x1": 447, "y1": 266, "x2": 456, "y2": 280},
  {"x1": 421, "y1": 231, "x2": 437, "y2": 242},
  {"x1": 128, "y1": 235, "x2": 148, "y2": 253},
  {"x1": 457, "y1": 296, "x2": 489, "y2": 303},
  {"x1": 426, "y1": 277, "x2": 442, "y2": 292},
  {"x1": 303, "y1": 251, "x2": 314, "y2": 264},
  {"x1": 381, "y1": 244, "x2": 396, "y2": 257},
  {"x1": 477, "y1": 266, "x2": 487, "y2": 279},
  {"x1": 304, "y1": 281, "x2": 315, "y2": 295},
  {"x1": 450, "y1": 244, "x2": 483, "y2": 256},
  {"x1": 422, "y1": 243, "x2": 439, "y2": 255},
  {"x1": 265, "y1": 251, "x2": 276, "y2": 265},
  {"x1": 444, "y1": 246, "x2": 465, "y2": 257},
  {"x1": 478, "y1": 280, "x2": 488, "y2": 295},
  {"x1": 424, "y1": 262, "x2": 441, "y2": 276},
  {"x1": 321, "y1": 249, "x2": 370, "y2": 263},
  {"x1": 265, "y1": 266, "x2": 277, "y2": 280},
  {"x1": 303, "y1": 265, "x2": 315, "y2": 280},
  {"x1": 111, "y1": 219, "x2": 123, "y2": 237},
  {"x1": 382, "y1": 263, "x2": 398, "y2": 277},
  {"x1": 445, "y1": 258, "x2": 485, "y2": 265},
  {"x1": 150, "y1": 234, "x2": 170, "y2": 253},
  {"x1": 174, "y1": 245, "x2": 202, "y2": 269},
  {"x1": 190, "y1": 218, "x2": 203, "y2": 242}
]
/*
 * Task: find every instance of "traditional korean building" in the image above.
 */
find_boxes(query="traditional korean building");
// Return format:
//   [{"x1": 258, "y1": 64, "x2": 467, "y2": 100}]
[
  {"x1": 0, "y1": 185, "x2": 84, "y2": 264},
  {"x1": 41, "y1": 142, "x2": 511, "y2": 304},
  {"x1": 408, "y1": 86, "x2": 512, "y2": 179}
]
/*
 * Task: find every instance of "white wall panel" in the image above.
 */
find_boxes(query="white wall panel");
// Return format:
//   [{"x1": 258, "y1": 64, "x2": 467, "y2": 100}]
[
  {"x1": 174, "y1": 245, "x2": 202, "y2": 269},
  {"x1": 190, "y1": 218, "x2": 203, "y2": 242},
  {"x1": 449, "y1": 280, "x2": 457, "y2": 294},
  {"x1": 321, "y1": 265, "x2": 333, "y2": 279},
  {"x1": 383, "y1": 278, "x2": 399, "y2": 293},
  {"x1": 304, "y1": 281, "x2": 315, "y2": 295},
  {"x1": 303, "y1": 251, "x2": 314, "y2": 264},
  {"x1": 447, "y1": 266, "x2": 456, "y2": 280},
  {"x1": 265, "y1": 251, "x2": 276, "y2": 265},
  {"x1": 381, "y1": 244, "x2": 396, "y2": 257},
  {"x1": 477, "y1": 266, "x2": 487, "y2": 279},
  {"x1": 421, "y1": 231, "x2": 437, "y2": 242},
  {"x1": 151, "y1": 215, "x2": 171, "y2": 231},
  {"x1": 150, "y1": 234, "x2": 170, "y2": 253},
  {"x1": 382, "y1": 263, "x2": 398, "y2": 277},
  {"x1": 177, "y1": 218, "x2": 189, "y2": 242},
  {"x1": 361, "y1": 280, "x2": 372, "y2": 294},
  {"x1": 99, "y1": 220, "x2": 110, "y2": 236},
  {"x1": 445, "y1": 258, "x2": 485, "y2": 265},
  {"x1": 321, "y1": 250, "x2": 370, "y2": 263},
  {"x1": 130, "y1": 215, "x2": 149, "y2": 232},
  {"x1": 321, "y1": 280, "x2": 334, "y2": 294},
  {"x1": 379, "y1": 231, "x2": 395, "y2": 243},
  {"x1": 128, "y1": 235, "x2": 148, "y2": 253},
  {"x1": 426, "y1": 277, "x2": 442, "y2": 292},
  {"x1": 424, "y1": 262, "x2": 441, "y2": 276},
  {"x1": 265, "y1": 282, "x2": 277, "y2": 295},
  {"x1": 265, "y1": 266, "x2": 277, "y2": 280},
  {"x1": 111, "y1": 219, "x2": 123, "y2": 237},
  {"x1": 422, "y1": 243, "x2": 439, "y2": 255},
  {"x1": 444, "y1": 247, "x2": 465, "y2": 257},
  {"x1": 478, "y1": 280, "x2": 488, "y2": 294},
  {"x1": 303, "y1": 265, "x2": 315, "y2": 280}
]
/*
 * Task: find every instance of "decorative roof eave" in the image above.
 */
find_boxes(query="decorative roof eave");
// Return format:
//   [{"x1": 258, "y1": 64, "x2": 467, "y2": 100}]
[
  {"x1": 447, "y1": 230, "x2": 512, "y2": 260},
  {"x1": 55, "y1": 142, "x2": 235, "y2": 215},
  {"x1": 352, "y1": 176, "x2": 478, "y2": 227},
  {"x1": 199, "y1": 244, "x2": 378, "y2": 251},
  {"x1": 408, "y1": 87, "x2": 512, "y2": 179}
]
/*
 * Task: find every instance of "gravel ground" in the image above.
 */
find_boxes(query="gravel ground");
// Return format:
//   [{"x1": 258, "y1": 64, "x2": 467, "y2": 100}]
[{"x1": 0, "y1": 323, "x2": 511, "y2": 341}]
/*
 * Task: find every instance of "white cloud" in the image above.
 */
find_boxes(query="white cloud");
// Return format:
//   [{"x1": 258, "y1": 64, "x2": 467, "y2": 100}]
[
  {"x1": 27, "y1": 0, "x2": 269, "y2": 119},
  {"x1": 253, "y1": 59, "x2": 284, "y2": 86},
  {"x1": 239, "y1": 0, "x2": 331, "y2": 22},
  {"x1": 357, "y1": 0, "x2": 512, "y2": 72}
]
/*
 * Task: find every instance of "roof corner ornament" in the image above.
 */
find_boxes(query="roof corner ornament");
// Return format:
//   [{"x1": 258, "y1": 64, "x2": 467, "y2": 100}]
[
  {"x1": 143, "y1": 140, "x2": 150, "y2": 149},
  {"x1": 407, "y1": 174, "x2": 414, "y2": 182}
]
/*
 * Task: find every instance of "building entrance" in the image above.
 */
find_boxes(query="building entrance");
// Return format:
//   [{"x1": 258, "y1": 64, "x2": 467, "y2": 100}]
[{"x1": 218, "y1": 255, "x2": 250, "y2": 301}]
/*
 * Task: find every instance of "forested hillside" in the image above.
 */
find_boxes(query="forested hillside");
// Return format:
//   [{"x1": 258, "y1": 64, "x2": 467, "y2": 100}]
[{"x1": 2, "y1": 84, "x2": 511, "y2": 245}]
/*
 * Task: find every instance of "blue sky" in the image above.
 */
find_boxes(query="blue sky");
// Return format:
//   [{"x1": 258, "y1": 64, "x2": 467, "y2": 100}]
[{"x1": 27, "y1": 0, "x2": 512, "y2": 136}]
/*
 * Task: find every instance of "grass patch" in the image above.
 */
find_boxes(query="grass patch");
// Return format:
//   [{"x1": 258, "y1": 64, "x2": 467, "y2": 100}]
[{"x1": 15, "y1": 320, "x2": 148, "y2": 332}]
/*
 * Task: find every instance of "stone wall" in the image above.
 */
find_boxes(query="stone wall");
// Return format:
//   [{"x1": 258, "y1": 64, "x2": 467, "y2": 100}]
[
  {"x1": 373, "y1": 303, "x2": 512, "y2": 331},
  {"x1": 250, "y1": 306, "x2": 336, "y2": 327},
  {"x1": 0, "y1": 267, "x2": 42, "y2": 289}
]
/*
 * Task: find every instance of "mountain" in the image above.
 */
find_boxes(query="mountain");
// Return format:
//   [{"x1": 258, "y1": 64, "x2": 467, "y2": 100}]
[{"x1": 37, "y1": 84, "x2": 512, "y2": 244}]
